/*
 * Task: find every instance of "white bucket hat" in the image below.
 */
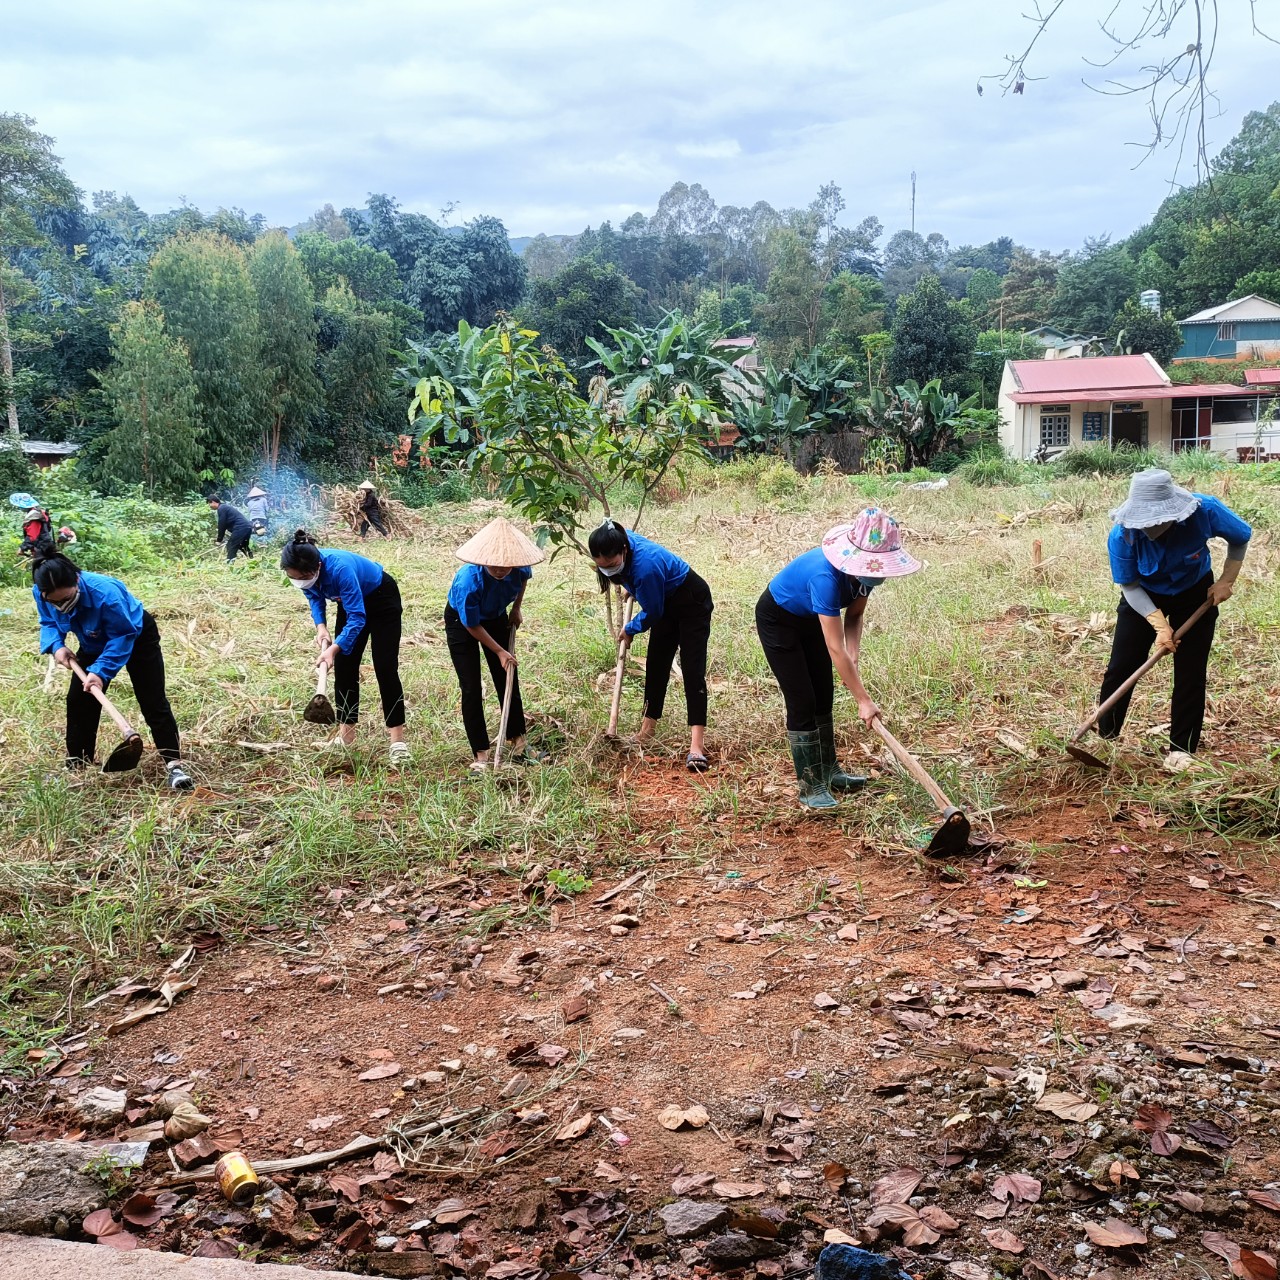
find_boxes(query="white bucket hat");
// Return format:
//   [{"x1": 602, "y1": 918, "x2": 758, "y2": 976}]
[{"x1": 1110, "y1": 469, "x2": 1200, "y2": 529}]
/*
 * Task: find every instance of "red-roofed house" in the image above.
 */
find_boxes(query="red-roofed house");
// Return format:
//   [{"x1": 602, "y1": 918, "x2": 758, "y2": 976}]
[{"x1": 998, "y1": 354, "x2": 1279, "y2": 461}]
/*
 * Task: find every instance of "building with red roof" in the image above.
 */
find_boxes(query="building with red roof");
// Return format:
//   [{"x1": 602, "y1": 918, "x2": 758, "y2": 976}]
[{"x1": 998, "y1": 354, "x2": 1279, "y2": 462}]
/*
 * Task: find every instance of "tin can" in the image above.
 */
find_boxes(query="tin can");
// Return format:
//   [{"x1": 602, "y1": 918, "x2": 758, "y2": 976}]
[{"x1": 214, "y1": 1151, "x2": 260, "y2": 1205}]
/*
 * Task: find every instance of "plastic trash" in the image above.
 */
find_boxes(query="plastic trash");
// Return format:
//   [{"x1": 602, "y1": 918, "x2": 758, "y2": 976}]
[
  {"x1": 814, "y1": 1243, "x2": 912, "y2": 1280},
  {"x1": 907, "y1": 477, "x2": 948, "y2": 491}
]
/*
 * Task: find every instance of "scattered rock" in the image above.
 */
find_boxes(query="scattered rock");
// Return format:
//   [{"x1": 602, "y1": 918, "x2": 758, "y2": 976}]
[
  {"x1": 659, "y1": 1199, "x2": 731, "y2": 1240},
  {"x1": 813, "y1": 993, "x2": 839, "y2": 1010},
  {"x1": 0, "y1": 1141, "x2": 110, "y2": 1235},
  {"x1": 71, "y1": 1088, "x2": 127, "y2": 1127},
  {"x1": 702, "y1": 1231, "x2": 785, "y2": 1267},
  {"x1": 315, "y1": 974, "x2": 340, "y2": 992}
]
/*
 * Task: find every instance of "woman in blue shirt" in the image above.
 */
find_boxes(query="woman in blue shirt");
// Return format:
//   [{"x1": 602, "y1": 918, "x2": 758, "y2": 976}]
[
  {"x1": 755, "y1": 509, "x2": 921, "y2": 810},
  {"x1": 1097, "y1": 469, "x2": 1251, "y2": 772},
  {"x1": 588, "y1": 521, "x2": 714, "y2": 772},
  {"x1": 445, "y1": 518, "x2": 545, "y2": 769},
  {"x1": 280, "y1": 530, "x2": 407, "y2": 765},
  {"x1": 32, "y1": 554, "x2": 193, "y2": 789}
]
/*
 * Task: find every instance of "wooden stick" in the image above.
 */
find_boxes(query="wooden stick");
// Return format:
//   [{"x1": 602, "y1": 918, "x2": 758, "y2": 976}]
[
  {"x1": 607, "y1": 600, "x2": 636, "y2": 737},
  {"x1": 314, "y1": 665, "x2": 328, "y2": 698},
  {"x1": 153, "y1": 1109, "x2": 483, "y2": 1186},
  {"x1": 493, "y1": 623, "x2": 518, "y2": 769},
  {"x1": 1069, "y1": 600, "x2": 1213, "y2": 743},
  {"x1": 67, "y1": 657, "x2": 136, "y2": 739},
  {"x1": 870, "y1": 717, "x2": 954, "y2": 817},
  {"x1": 42, "y1": 655, "x2": 56, "y2": 693},
  {"x1": 592, "y1": 869, "x2": 646, "y2": 907}
]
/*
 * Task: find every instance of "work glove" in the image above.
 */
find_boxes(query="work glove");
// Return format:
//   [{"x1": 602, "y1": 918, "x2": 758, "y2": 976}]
[
  {"x1": 1146, "y1": 608, "x2": 1177, "y2": 654},
  {"x1": 1206, "y1": 560, "x2": 1242, "y2": 607}
]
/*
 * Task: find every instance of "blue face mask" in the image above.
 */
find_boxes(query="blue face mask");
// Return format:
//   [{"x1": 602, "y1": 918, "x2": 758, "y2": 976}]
[{"x1": 856, "y1": 576, "x2": 885, "y2": 590}]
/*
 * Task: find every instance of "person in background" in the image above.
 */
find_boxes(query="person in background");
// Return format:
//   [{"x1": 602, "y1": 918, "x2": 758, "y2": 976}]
[
  {"x1": 246, "y1": 484, "x2": 270, "y2": 536},
  {"x1": 32, "y1": 553, "x2": 194, "y2": 789},
  {"x1": 207, "y1": 496, "x2": 253, "y2": 562},
  {"x1": 279, "y1": 530, "x2": 409, "y2": 766},
  {"x1": 755, "y1": 509, "x2": 921, "y2": 810},
  {"x1": 1098, "y1": 468, "x2": 1251, "y2": 773},
  {"x1": 445, "y1": 517, "x2": 546, "y2": 770},
  {"x1": 587, "y1": 520, "x2": 714, "y2": 772},
  {"x1": 358, "y1": 480, "x2": 389, "y2": 539},
  {"x1": 19, "y1": 505, "x2": 53, "y2": 559}
]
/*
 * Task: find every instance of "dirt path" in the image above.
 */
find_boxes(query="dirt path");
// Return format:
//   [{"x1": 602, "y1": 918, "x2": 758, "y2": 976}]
[{"x1": 11, "y1": 758, "x2": 1280, "y2": 1278}]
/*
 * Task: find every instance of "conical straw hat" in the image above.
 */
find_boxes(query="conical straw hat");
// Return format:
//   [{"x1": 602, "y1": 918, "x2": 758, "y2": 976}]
[
  {"x1": 455, "y1": 517, "x2": 545, "y2": 568},
  {"x1": 247, "y1": 485, "x2": 267, "y2": 498},
  {"x1": 357, "y1": 480, "x2": 376, "y2": 491}
]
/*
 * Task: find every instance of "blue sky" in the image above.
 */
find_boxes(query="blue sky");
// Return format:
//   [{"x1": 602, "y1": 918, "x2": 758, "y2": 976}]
[{"x1": 4, "y1": 0, "x2": 1277, "y2": 253}]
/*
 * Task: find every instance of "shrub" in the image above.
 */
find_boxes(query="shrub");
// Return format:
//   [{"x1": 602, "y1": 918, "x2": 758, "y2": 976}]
[
  {"x1": 958, "y1": 454, "x2": 1029, "y2": 486},
  {"x1": 0, "y1": 446, "x2": 34, "y2": 496},
  {"x1": 1052, "y1": 442, "x2": 1168, "y2": 477},
  {"x1": 754, "y1": 459, "x2": 803, "y2": 503}
]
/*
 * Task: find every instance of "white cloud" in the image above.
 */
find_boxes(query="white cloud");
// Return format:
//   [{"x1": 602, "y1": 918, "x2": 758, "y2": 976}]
[{"x1": 0, "y1": 0, "x2": 1274, "y2": 252}]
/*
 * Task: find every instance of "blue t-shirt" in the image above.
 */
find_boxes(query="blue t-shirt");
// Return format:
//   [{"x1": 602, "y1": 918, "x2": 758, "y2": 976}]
[
  {"x1": 1108, "y1": 494, "x2": 1252, "y2": 595},
  {"x1": 447, "y1": 563, "x2": 532, "y2": 628},
  {"x1": 769, "y1": 546, "x2": 875, "y2": 618},
  {"x1": 34, "y1": 570, "x2": 146, "y2": 680},
  {"x1": 302, "y1": 549, "x2": 386, "y2": 655},
  {"x1": 618, "y1": 530, "x2": 691, "y2": 638}
]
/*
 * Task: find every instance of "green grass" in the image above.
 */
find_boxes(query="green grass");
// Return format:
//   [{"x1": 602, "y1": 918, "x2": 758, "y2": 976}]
[{"x1": 2, "y1": 461, "x2": 1279, "y2": 1068}]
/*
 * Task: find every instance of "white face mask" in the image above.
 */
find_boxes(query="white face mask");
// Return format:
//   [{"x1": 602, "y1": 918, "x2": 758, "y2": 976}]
[
  {"x1": 598, "y1": 562, "x2": 624, "y2": 578},
  {"x1": 52, "y1": 589, "x2": 81, "y2": 614},
  {"x1": 292, "y1": 572, "x2": 320, "y2": 590}
]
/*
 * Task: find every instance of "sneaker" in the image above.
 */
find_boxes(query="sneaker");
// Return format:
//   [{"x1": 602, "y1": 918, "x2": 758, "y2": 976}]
[
  {"x1": 166, "y1": 762, "x2": 195, "y2": 791},
  {"x1": 389, "y1": 741, "x2": 412, "y2": 768},
  {"x1": 1162, "y1": 750, "x2": 1196, "y2": 775}
]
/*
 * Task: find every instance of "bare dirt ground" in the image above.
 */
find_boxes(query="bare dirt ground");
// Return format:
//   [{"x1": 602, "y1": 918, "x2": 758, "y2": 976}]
[{"x1": 11, "y1": 749, "x2": 1280, "y2": 1280}]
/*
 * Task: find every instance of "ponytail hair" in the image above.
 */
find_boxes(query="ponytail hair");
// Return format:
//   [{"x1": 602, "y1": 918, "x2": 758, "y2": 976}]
[
  {"x1": 279, "y1": 529, "x2": 321, "y2": 574},
  {"x1": 33, "y1": 553, "x2": 81, "y2": 596},
  {"x1": 586, "y1": 518, "x2": 630, "y2": 592}
]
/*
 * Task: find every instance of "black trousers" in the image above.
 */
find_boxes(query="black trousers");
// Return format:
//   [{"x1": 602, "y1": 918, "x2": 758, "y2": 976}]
[
  {"x1": 360, "y1": 508, "x2": 389, "y2": 538},
  {"x1": 641, "y1": 571, "x2": 713, "y2": 725},
  {"x1": 445, "y1": 605, "x2": 526, "y2": 754},
  {"x1": 225, "y1": 530, "x2": 253, "y2": 561},
  {"x1": 67, "y1": 612, "x2": 181, "y2": 764},
  {"x1": 1097, "y1": 572, "x2": 1218, "y2": 754},
  {"x1": 755, "y1": 588, "x2": 833, "y2": 733},
  {"x1": 334, "y1": 575, "x2": 405, "y2": 728}
]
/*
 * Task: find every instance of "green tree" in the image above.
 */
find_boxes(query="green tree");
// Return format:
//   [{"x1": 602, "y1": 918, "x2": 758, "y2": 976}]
[
  {"x1": 294, "y1": 232, "x2": 400, "y2": 307},
  {"x1": 999, "y1": 249, "x2": 1063, "y2": 328},
  {"x1": 862, "y1": 377, "x2": 983, "y2": 470},
  {"x1": 1112, "y1": 298, "x2": 1184, "y2": 367},
  {"x1": 1051, "y1": 237, "x2": 1137, "y2": 334},
  {"x1": 1230, "y1": 268, "x2": 1280, "y2": 303},
  {"x1": 0, "y1": 113, "x2": 79, "y2": 441},
  {"x1": 969, "y1": 329, "x2": 1044, "y2": 406},
  {"x1": 147, "y1": 231, "x2": 264, "y2": 471},
  {"x1": 821, "y1": 272, "x2": 885, "y2": 359},
  {"x1": 248, "y1": 232, "x2": 321, "y2": 471},
  {"x1": 888, "y1": 274, "x2": 976, "y2": 389},
  {"x1": 965, "y1": 268, "x2": 1003, "y2": 327},
  {"x1": 96, "y1": 301, "x2": 202, "y2": 498},
  {"x1": 521, "y1": 257, "x2": 640, "y2": 364}
]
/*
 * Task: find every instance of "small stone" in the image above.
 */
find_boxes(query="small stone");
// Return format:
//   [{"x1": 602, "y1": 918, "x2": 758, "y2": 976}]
[
  {"x1": 316, "y1": 974, "x2": 339, "y2": 992},
  {"x1": 1075, "y1": 1242, "x2": 1093, "y2": 1259},
  {"x1": 419, "y1": 1071, "x2": 446, "y2": 1085},
  {"x1": 375, "y1": 1235, "x2": 400, "y2": 1249},
  {"x1": 438, "y1": 1060, "x2": 462, "y2": 1073},
  {"x1": 72, "y1": 1088, "x2": 127, "y2": 1126},
  {"x1": 813, "y1": 993, "x2": 838, "y2": 1010},
  {"x1": 500, "y1": 1073, "x2": 531, "y2": 1098},
  {"x1": 611, "y1": 914, "x2": 640, "y2": 929},
  {"x1": 702, "y1": 1232, "x2": 784, "y2": 1267},
  {"x1": 1152, "y1": 1225, "x2": 1177, "y2": 1241},
  {"x1": 658, "y1": 1199, "x2": 731, "y2": 1240},
  {"x1": 613, "y1": 1028, "x2": 645, "y2": 1040},
  {"x1": 1130, "y1": 988, "x2": 1162, "y2": 1008}
]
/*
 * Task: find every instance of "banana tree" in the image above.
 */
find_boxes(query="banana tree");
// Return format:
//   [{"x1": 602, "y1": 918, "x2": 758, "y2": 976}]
[
  {"x1": 398, "y1": 319, "x2": 484, "y2": 444},
  {"x1": 860, "y1": 378, "x2": 981, "y2": 470}
]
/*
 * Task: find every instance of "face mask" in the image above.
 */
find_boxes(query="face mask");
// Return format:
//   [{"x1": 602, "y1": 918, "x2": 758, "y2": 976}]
[
  {"x1": 293, "y1": 572, "x2": 320, "y2": 590},
  {"x1": 598, "y1": 563, "x2": 624, "y2": 578},
  {"x1": 1144, "y1": 521, "x2": 1173, "y2": 539},
  {"x1": 52, "y1": 589, "x2": 80, "y2": 614},
  {"x1": 856, "y1": 576, "x2": 885, "y2": 590}
]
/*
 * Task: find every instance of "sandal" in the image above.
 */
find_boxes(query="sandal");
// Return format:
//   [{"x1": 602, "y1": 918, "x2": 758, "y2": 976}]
[
  {"x1": 686, "y1": 752, "x2": 710, "y2": 773},
  {"x1": 512, "y1": 746, "x2": 549, "y2": 765},
  {"x1": 389, "y1": 742, "x2": 412, "y2": 768}
]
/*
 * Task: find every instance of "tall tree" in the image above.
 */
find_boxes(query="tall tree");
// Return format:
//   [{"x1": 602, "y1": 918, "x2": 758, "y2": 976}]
[
  {"x1": 0, "y1": 113, "x2": 78, "y2": 440},
  {"x1": 147, "y1": 231, "x2": 264, "y2": 471},
  {"x1": 521, "y1": 257, "x2": 640, "y2": 365},
  {"x1": 1112, "y1": 297, "x2": 1184, "y2": 367},
  {"x1": 248, "y1": 232, "x2": 322, "y2": 471},
  {"x1": 96, "y1": 301, "x2": 201, "y2": 498},
  {"x1": 1051, "y1": 237, "x2": 1137, "y2": 334},
  {"x1": 965, "y1": 268, "x2": 1003, "y2": 327},
  {"x1": 999, "y1": 249, "x2": 1063, "y2": 328},
  {"x1": 888, "y1": 274, "x2": 976, "y2": 389}
]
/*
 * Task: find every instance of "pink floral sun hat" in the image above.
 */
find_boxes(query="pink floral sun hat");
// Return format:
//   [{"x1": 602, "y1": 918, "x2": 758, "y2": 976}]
[{"x1": 821, "y1": 508, "x2": 921, "y2": 578}]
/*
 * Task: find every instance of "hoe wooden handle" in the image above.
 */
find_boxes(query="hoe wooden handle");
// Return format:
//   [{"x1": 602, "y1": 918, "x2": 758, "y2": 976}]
[
  {"x1": 315, "y1": 665, "x2": 329, "y2": 696},
  {"x1": 607, "y1": 599, "x2": 635, "y2": 737},
  {"x1": 871, "y1": 717, "x2": 954, "y2": 816},
  {"x1": 67, "y1": 657, "x2": 136, "y2": 738},
  {"x1": 1071, "y1": 600, "x2": 1213, "y2": 742},
  {"x1": 493, "y1": 623, "x2": 518, "y2": 769}
]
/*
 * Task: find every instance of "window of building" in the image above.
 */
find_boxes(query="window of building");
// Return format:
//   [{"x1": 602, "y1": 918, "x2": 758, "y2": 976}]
[
  {"x1": 1039, "y1": 407, "x2": 1070, "y2": 448},
  {"x1": 1211, "y1": 396, "x2": 1257, "y2": 425},
  {"x1": 1217, "y1": 322, "x2": 1238, "y2": 341}
]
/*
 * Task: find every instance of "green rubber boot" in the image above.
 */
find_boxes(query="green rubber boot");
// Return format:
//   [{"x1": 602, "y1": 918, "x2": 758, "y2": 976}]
[
  {"x1": 787, "y1": 730, "x2": 838, "y2": 810},
  {"x1": 817, "y1": 712, "x2": 868, "y2": 793}
]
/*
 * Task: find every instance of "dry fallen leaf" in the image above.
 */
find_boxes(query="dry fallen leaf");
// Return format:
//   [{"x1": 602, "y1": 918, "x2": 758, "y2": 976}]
[
  {"x1": 657, "y1": 1103, "x2": 709, "y2": 1131},
  {"x1": 120, "y1": 1192, "x2": 179, "y2": 1228},
  {"x1": 328, "y1": 1173, "x2": 361, "y2": 1203},
  {"x1": 96, "y1": 1231, "x2": 140, "y2": 1251},
  {"x1": 163, "y1": 1101, "x2": 211, "y2": 1141},
  {"x1": 983, "y1": 1227, "x2": 1025, "y2": 1253},
  {"x1": 1036, "y1": 1091, "x2": 1099, "y2": 1122},
  {"x1": 823, "y1": 1228, "x2": 859, "y2": 1246},
  {"x1": 869, "y1": 1166, "x2": 923, "y2": 1205},
  {"x1": 1109, "y1": 1159, "x2": 1141, "y2": 1185},
  {"x1": 671, "y1": 1172, "x2": 716, "y2": 1195},
  {"x1": 992, "y1": 1172, "x2": 1041, "y2": 1204},
  {"x1": 107, "y1": 973, "x2": 199, "y2": 1036},
  {"x1": 1169, "y1": 1190, "x2": 1204, "y2": 1213},
  {"x1": 712, "y1": 1181, "x2": 765, "y2": 1199},
  {"x1": 595, "y1": 1161, "x2": 624, "y2": 1183},
  {"x1": 822, "y1": 1161, "x2": 848, "y2": 1193},
  {"x1": 1236, "y1": 1248, "x2": 1279, "y2": 1280},
  {"x1": 555, "y1": 1112, "x2": 594, "y2": 1142},
  {"x1": 83, "y1": 1209, "x2": 120, "y2": 1238},
  {"x1": 433, "y1": 1198, "x2": 476, "y2": 1225},
  {"x1": 1248, "y1": 1191, "x2": 1280, "y2": 1214},
  {"x1": 357, "y1": 1061, "x2": 401, "y2": 1082},
  {"x1": 1085, "y1": 1217, "x2": 1147, "y2": 1248}
]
